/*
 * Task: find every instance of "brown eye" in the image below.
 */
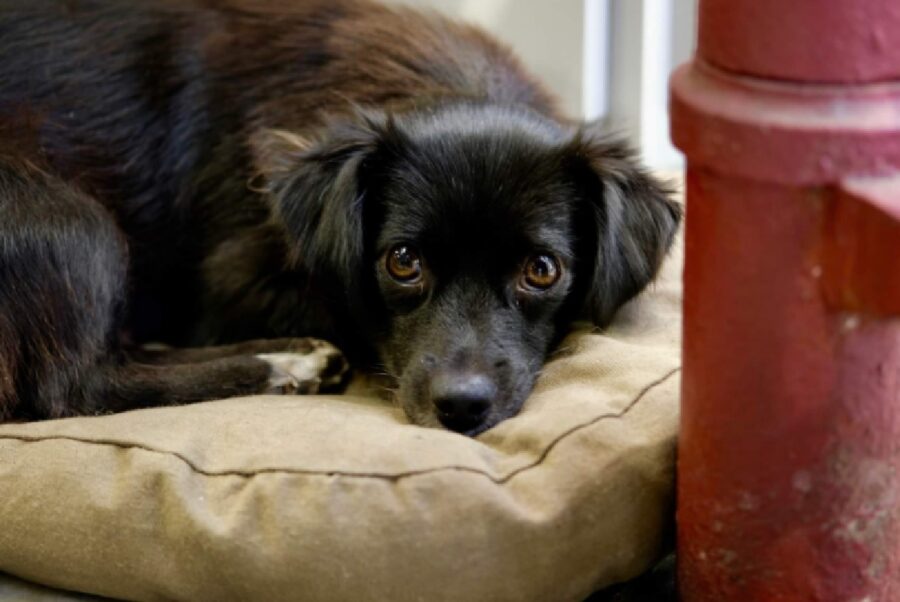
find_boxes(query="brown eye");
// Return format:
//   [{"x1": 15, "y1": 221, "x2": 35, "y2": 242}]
[
  {"x1": 386, "y1": 245, "x2": 423, "y2": 283},
  {"x1": 522, "y1": 254, "x2": 561, "y2": 290}
]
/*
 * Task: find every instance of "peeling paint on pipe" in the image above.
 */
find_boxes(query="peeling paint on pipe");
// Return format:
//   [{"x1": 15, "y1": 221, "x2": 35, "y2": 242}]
[{"x1": 671, "y1": 1, "x2": 900, "y2": 599}]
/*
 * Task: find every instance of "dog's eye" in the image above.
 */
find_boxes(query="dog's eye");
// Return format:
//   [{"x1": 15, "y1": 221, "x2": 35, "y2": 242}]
[
  {"x1": 386, "y1": 245, "x2": 423, "y2": 283},
  {"x1": 521, "y1": 254, "x2": 561, "y2": 290}
]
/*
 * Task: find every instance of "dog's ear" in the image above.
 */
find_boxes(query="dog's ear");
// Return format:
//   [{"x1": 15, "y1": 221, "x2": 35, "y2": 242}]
[
  {"x1": 568, "y1": 122, "x2": 682, "y2": 326},
  {"x1": 252, "y1": 111, "x2": 400, "y2": 283}
]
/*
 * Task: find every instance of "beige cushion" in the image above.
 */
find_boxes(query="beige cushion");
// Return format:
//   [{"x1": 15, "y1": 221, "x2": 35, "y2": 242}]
[{"x1": 0, "y1": 235, "x2": 682, "y2": 602}]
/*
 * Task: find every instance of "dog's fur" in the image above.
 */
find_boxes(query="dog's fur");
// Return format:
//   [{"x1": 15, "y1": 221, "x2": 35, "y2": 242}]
[{"x1": 0, "y1": 0, "x2": 680, "y2": 433}]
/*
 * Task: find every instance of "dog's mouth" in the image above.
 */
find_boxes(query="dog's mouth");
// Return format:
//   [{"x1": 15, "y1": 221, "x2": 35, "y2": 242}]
[
  {"x1": 397, "y1": 397, "x2": 509, "y2": 436},
  {"x1": 387, "y1": 362, "x2": 534, "y2": 436},
  {"x1": 426, "y1": 370, "x2": 498, "y2": 433}
]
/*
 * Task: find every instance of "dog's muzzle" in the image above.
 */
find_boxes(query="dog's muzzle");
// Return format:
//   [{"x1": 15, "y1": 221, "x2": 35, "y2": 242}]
[{"x1": 429, "y1": 370, "x2": 497, "y2": 433}]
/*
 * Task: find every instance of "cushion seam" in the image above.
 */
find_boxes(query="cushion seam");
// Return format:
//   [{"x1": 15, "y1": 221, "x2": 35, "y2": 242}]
[{"x1": 0, "y1": 367, "x2": 680, "y2": 484}]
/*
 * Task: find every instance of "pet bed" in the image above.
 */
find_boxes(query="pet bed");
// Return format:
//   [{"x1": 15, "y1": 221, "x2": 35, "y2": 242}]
[{"x1": 0, "y1": 234, "x2": 682, "y2": 602}]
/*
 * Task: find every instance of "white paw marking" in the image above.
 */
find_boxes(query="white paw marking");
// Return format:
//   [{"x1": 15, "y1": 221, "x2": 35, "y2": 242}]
[{"x1": 257, "y1": 344, "x2": 345, "y2": 395}]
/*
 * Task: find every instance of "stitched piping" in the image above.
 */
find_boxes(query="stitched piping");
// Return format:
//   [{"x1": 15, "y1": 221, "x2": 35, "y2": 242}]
[{"x1": 0, "y1": 368, "x2": 680, "y2": 484}]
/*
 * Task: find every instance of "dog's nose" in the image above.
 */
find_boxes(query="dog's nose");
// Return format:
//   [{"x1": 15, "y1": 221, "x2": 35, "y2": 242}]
[{"x1": 431, "y1": 372, "x2": 497, "y2": 433}]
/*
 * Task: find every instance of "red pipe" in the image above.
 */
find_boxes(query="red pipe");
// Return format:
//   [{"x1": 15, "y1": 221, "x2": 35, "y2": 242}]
[
  {"x1": 671, "y1": 1, "x2": 900, "y2": 599},
  {"x1": 698, "y1": 0, "x2": 900, "y2": 84}
]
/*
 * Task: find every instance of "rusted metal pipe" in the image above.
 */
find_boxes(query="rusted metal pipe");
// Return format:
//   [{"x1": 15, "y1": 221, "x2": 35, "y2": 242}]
[{"x1": 671, "y1": 1, "x2": 900, "y2": 599}]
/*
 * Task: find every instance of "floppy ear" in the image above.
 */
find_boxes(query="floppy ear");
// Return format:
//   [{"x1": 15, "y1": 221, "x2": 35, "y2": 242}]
[
  {"x1": 251, "y1": 111, "x2": 398, "y2": 284},
  {"x1": 569, "y1": 123, "x2": 682, "y2": 326}
]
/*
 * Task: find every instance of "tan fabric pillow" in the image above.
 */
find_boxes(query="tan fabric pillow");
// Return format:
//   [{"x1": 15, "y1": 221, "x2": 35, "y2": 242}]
[{"x1": 0, "y1": 235, "x2": 682, "y2": 602}]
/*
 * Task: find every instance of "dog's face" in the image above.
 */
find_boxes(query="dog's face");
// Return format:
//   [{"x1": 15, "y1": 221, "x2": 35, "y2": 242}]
[
  {"x1": 371, "y1": 123, "x2": 578, "y2": 433},
  {"x1": 259, "y1": 103, "x2": 680, "y2": 435}
]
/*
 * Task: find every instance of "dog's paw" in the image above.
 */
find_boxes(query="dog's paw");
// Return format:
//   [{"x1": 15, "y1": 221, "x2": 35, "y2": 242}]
[{"x1": 257, "y1": 341, "x2": 348, "y2": 395}]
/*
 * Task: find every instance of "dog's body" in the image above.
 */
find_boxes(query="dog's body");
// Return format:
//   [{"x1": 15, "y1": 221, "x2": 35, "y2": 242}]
[{"x1": 0, "y1": 0, "x2": 679, "y2": 432}]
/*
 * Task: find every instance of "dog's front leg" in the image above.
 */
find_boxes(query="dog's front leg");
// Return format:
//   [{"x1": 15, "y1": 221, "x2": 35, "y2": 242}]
[{"x1": 85, "y1": 340, "x2": 348, "y2": 414}]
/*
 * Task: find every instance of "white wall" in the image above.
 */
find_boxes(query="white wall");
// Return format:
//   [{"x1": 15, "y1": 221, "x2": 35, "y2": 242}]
[
  {"x1": 606, "y1": 0, "x2": 698, "y2": 167},
  {"x1": 384, "y1": 0, "x2": 698, "y2": 169}
]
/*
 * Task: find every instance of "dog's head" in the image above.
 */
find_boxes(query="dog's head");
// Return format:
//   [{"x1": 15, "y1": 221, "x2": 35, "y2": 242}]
[{"x1": 257, "y1": 103, "x2": 680, "y2": 435}]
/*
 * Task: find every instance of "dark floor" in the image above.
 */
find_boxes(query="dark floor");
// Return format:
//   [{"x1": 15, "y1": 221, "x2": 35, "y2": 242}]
[{"x1": 587, "y1": 554, "x2": 677, "y2": 601}]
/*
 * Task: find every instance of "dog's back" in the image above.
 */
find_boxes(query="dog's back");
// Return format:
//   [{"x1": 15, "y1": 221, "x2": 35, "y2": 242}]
[
  {"x1": 0, "y1": 0, "x2": 556, "y2": 341},
  {"x1": 0, "y1": 0, "x2": 555, "y2": 206}
]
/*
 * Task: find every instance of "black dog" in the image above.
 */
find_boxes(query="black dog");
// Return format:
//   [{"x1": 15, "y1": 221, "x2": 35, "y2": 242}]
[{"x1": 0, "y1": 0, "x2": 680, "y2": 434}]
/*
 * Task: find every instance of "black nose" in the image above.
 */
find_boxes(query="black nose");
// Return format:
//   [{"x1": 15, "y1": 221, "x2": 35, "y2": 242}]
[{"x1": 431, "y1": 372, "x2": 497, "y2": 433}]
